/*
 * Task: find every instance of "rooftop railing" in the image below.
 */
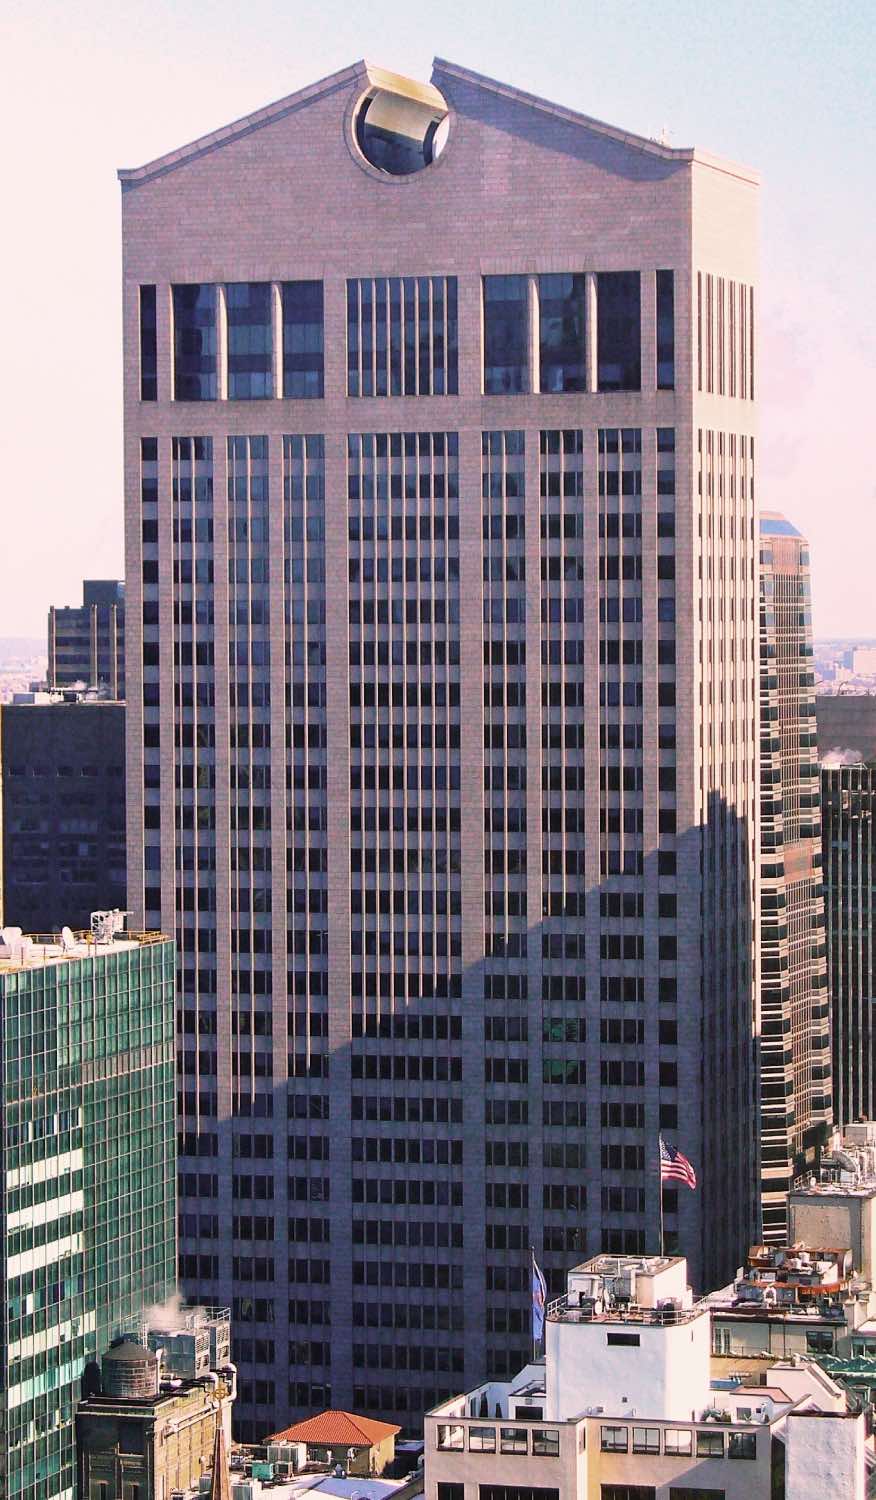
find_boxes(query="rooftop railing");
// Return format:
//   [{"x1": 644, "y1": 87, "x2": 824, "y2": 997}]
[{"x1": 547, "y1": 1292, "x2": 708, "y2": 1327}]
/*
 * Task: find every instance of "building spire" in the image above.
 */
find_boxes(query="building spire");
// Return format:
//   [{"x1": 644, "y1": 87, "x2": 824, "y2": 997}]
[{"x1": 209, "y1": 1418, "x2": 231, "y2": 1500}]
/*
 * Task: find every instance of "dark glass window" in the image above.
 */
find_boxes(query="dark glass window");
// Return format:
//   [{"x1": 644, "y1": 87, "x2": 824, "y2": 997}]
[
  {"x1": 597, "y1": 272, "x2": 641, "y2": 391},
  {"x1": 173, "y1": 284, "x2": 217, "y2": 401},
  {"x1": 656, "y1": 270, "x2": 675, "y2": 389},
  {"x1": 484, "y1": 275, "x2": 529, "y2": 393},
  {"x1": 347, "y1": 277, "x2": 457, "y2": 396},
  {"x1": 227, "y1": 282, "x2": 273, "y2": 399},
  {"x1": 668, "y1": 1490, "x2": 723, "y2": 1500},
  {"x1": 283, "y1": 281, "x2": 324, "y2": 398},
  {"x1": 538, "y1": 274, "x2": 586, "y2": 392},
  {"x1": 480, "y1": 1489, "x2": 560, "y2": 1500},
  {"x1": 139, "y1": 285, "x2": 157, "y2": 400},
  {"x1": 728, "y1": 1432, "x2": 756, "y2": 1459}
]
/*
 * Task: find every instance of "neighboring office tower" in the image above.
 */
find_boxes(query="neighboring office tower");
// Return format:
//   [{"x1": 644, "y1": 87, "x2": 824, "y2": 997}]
[
  {"x1": 816, "y1": 693, "x2": 876, "y2": 764},
  {"x1": 758, "y1": 514, "x2": 831, "y2": 1240},
  {"x1": 0, "y1": 928, "x2": 176, "y2": 1500},
  {"x1": 47, "y1": 582, "x2": 125, "y2": 699},
  {"x1": 121, "y1": 59, "x2": 760, "y2": 1438},
  {"x1": 821, "y1": 759, "x2": 876, "y2": 1125},
  {"x1": 0, "y1": 698, "x2": 126, "y2": 931}
]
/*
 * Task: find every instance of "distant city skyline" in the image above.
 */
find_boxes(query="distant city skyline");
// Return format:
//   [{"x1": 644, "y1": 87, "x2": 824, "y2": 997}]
[{"x1": 1, "y1": 0, "x2": 874, "y2": 636}]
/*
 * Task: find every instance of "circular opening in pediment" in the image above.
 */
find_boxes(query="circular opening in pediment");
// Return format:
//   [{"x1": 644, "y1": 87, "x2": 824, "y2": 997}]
[{"x1": 353, "y1": 78, "x2": 449, "y2": 176}]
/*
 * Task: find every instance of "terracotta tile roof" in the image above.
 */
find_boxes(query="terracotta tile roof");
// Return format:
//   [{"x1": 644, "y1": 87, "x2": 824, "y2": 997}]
[{"x1": 265, "y1": 1411, "x2": 401, "y2": 1447}]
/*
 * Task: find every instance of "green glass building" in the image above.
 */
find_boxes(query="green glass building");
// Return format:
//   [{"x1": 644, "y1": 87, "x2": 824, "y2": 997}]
[{"x1": 0, "y1": 931, "x2": 176, "y2": 1500}]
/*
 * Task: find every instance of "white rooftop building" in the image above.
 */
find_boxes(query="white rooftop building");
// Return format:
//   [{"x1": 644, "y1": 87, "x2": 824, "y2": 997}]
[{"x1": 426, "y1": 1255, "x2": 870, "y2": 1500}]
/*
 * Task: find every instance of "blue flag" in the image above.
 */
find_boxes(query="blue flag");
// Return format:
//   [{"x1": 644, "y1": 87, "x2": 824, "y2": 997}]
[{"x1": 532, "y1": 1255, "x2": 547, "y2": 1342}]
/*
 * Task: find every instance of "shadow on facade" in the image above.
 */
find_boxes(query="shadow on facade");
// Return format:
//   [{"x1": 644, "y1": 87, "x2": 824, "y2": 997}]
[{"x1": 177, "y1": 797, "x2": 755, "y2": 1441}]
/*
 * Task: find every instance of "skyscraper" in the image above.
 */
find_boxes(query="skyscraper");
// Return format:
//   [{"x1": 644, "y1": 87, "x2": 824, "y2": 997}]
[
  {"x1": 0, "y1": 928, "x2": 176, "y2": 1500},
  {"x1": 47, "y1": 581, "x2": 125, "y2": 698},
  {"x1": 121, "y1": 59, "x2": 760, "y2": 1437},
  {"x1": 758, "y1": 514, "x2": 831, "y2": 1239},
  {"x1": 0, "y1": 698, "x2": 126, "y2": 931},
  {"x1": 821, "y1": 760, "x2": 876, "y2": 1126}
]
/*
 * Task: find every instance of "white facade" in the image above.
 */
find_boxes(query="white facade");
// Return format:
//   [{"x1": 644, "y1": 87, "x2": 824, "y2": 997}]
[
  {"x1": 785, "y1": 1410, "x2": 866, "y2": 1500},
  {"x1": 426, "y1": 1256, "x2": 870, "y2": 1500},
  {"x1": 546, "y1": 1257, "x2": 710, "y2": 1422}
]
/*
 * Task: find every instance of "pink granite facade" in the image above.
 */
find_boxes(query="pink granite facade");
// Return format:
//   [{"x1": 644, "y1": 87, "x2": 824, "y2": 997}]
[{"x1": 121, "y1": 59, "x2": 760, "y2": 1438}]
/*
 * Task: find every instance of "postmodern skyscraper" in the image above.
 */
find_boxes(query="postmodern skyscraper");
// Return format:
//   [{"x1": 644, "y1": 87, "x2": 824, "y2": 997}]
[
  {"x1": 121, "y1": 59, "x2": 760, "y2": 1437},
  {"x1": 758, "y1": 514, "x2": 831, "y2": 1239},
  {"x1": 821, "y1": 760, "x2": 876, "y2": 1127},
  {"x1": 47, "y1": 581, "x2": 126, "y2": 698},
  {"x1": 0, "y1": 928, "x2": 175, "y2": 1500}
]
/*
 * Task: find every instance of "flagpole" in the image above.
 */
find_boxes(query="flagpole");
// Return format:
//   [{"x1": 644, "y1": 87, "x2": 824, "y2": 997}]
[
  {"x1": 658, "y1": 1135, "x2": 664, "y2": 1257},
  {"x1": 530, "y1": 1245, "x2": 537, "y2": 1362}
]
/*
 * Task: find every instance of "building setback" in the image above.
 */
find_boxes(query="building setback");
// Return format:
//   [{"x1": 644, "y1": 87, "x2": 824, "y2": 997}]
[
  {"x1": 816, "y1": 694, "x2": 876, "y2": 763},
  {"x1": 0, "y1": 699, "x2": 126, "y2": 932},
  {"x1": 758, "y1": 514, "x2": 830, "y2": 1239},
  {"x1": 120, "y1": 59, "x2": 760, "y2": 1438},
  {"x1": 821, "y1": 761, "x2": 876, "y2": 1125},
  {"x1": 47, "y1": 581, "x2": 125, "y2": 699},
  {"x1": 0, "y1": 929, "x2": 176, "y2": 1500}
]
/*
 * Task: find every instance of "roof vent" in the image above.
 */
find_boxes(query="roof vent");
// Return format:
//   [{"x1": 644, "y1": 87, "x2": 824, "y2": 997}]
[{"x1": 353, "y1": 68, "x2": 449, "y2": 176}]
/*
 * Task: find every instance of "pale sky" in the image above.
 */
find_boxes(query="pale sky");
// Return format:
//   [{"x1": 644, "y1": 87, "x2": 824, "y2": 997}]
[{"x1": 2, "y1": 0, "x2": 873, "y2": 637}]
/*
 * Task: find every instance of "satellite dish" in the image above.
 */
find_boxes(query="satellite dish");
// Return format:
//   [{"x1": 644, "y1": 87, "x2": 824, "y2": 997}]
[
  {"x1": 61, "y1": 927, "x2": 75, "y2": 950},
  {"x1": 1, "y1": 927, "x2": 22, "y2": 946}
]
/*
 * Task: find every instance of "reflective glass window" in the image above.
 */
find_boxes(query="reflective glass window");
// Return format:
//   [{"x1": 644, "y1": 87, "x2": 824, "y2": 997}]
[
  {"x1": 283, "y1": 281, "x2": 324, "y2": 398},
  {"x1": 139, "y1": 285, "x2": 157, "y2": 401},
  {"x1": 538, "y1": 274, "x2": 586, "y2": 392},
  {"x1": 227, "y1": 282, "x2": 273, "y2": 399},
  {"x1": 484, "y1": 275, "x2": 529, "y2": 393},
  {"x1": 656, "y1": 270, "x2": 675, "y2": 389},
  {"x1": 173, "y1": 284, "x2": 217, "y2": 401},
  {"x1": 596, "y1": 272, "x2": 641, "y2": 391}
]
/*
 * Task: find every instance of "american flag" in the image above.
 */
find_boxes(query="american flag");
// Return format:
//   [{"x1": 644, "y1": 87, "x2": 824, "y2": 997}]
[{"x1": 660, "y1": 1136, "x2": 697, "y2": 1190}]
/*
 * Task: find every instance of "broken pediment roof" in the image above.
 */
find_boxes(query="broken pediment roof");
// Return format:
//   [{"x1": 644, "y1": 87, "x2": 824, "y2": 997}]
[{"x1": 118, "y1": 56, "x2": 757, "y2": 189}]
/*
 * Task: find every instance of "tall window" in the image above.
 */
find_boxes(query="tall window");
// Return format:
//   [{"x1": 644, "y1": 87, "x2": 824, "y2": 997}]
[
  {"x1": 656, "y1": 271, "x2": 675, "y2": 389},
  {"x1": 173, "y1": 284, "x2": 217, "y2": 401},
  {"x1": 346, "y1": 276, "x2": 457, "y2": 396},
  {"x1": 139, "y1": 285, "x2": 157, "y2": 400},
  {"x1": 596, "y1": 272, "x2": 641, "y2": 391},
  {"x1": 282, "y1": 281, "x2": 324, "y2": 398},
  {"x1": 538, "y1": 274, "x2": 586, "y2": 392},
  {"x1": 483, "y1": 275, "x2": 529, "y2": 393},
  {"x1": 226, "y1": 282, "x2": 273, "y2": 399}
]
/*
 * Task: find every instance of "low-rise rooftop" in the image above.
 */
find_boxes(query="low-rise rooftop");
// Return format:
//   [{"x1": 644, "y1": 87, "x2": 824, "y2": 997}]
[
  {"x1": 548, "y1": 1252, "x2": 705, "y2": 1327},
  {"x1": 0, "y1": 923, "x2": 166, "y2": 974},
  {"x1": 265, "y1": 1411, "x2": 401, "y2": 1447}
]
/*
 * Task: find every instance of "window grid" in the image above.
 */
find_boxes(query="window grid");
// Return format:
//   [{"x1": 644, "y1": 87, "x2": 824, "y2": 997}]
[{"x1": 347, "y1": 278, "x2": 458, "y2": 397}]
